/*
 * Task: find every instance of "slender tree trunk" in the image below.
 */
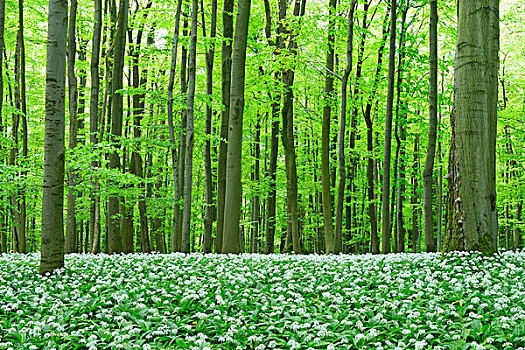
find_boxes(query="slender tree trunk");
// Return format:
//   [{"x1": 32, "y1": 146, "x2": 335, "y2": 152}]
[
  {"x1": 444, "y1": 0, "x2": 499, "y2": 255},
  {"x1": 202, "y1": 0, "x2": 217, "y2": 254},
  {"x1": 515, "y1": 202, "x2": 522, "y2": 251},
  {"x1": 363, "y1": 9, "x2": 389, "y2": 255},
  {"x1": 280, "y1": 0, "x2": 305, "y2": 254},
  {"x1": 65, "y1": 0, "x2": 78, "y2": 254},
  {"x1": 250, "y1": 119, "x2": 261, "y2": 253},
  {"x1": 412, "y1": 135, "x2": 419, "y2": 252},
  {"x1": 393, "y1": 5, "x2": 408, "y2": 253},
  {"x1": 40, "y1": 0, "x2": 67, "y2": 275},
  {"x1": 321, "y1": 0, "x2": 337, "y2": 254},
  {"x1": 380, "y1": 0, "x2": 397, "y2": 254},
  {"x1": 423, "y1": 0, "x2": 438, "y2": 252},
  {"x1": 181, "y1": 0, "x2": 198, "y2": 253},
  {"x1": 262, "y1": 0, "x2": 279, "y2": 254},
  {"x1": 107, "y1": 0, "x2": 128, "y2": 254},
  {"x1": 175, "y1": 15, "x2": 189, "y2": 252},
  {"x1": 89, "y1": 0, "x2": 102, "y2": 254},
  {"x1": 167, "y1": 0, "x2": 183, "y2": 252},
  {"x1": 0, "y1": 0, "x2": 4, "y2": 254},
  {"x1": 346, "y1": 0, "x2": 370, "y2": 253},
  {"x1": 215, "y1": 0, "x2": 234, "y2": 254},
  {"x1": 222, "y1": 0, "x2": 251, "y2": 254},
  {"x1": 335, "y1": 0, "x2": 356, "y2": 255}
]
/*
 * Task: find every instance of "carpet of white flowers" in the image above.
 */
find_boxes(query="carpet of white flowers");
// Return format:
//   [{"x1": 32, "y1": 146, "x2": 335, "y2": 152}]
[{"x1": 1, "y1": 252, "x2": 525, "y2": 350}]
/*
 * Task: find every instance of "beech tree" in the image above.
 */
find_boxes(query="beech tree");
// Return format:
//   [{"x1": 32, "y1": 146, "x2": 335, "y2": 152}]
[
  {"x1": 222, "y1": 0, "x2": 251, "y2": 254},
  {"x1": 444, "y1": 0, "x2": 499, "y2": 254},
  {"x1": 40, "y1": 0, "x2": 67, "y2": 274}
]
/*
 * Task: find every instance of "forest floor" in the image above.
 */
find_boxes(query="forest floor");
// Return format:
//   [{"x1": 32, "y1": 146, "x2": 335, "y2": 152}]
[{"x1": 1, "y1": 252, "x2": 525, "y2": 349}]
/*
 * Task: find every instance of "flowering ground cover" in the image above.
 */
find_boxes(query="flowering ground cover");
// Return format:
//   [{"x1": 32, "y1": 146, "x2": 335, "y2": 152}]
[{"x1": 1, "y1": 252, "x2": 525, "y2": 350}]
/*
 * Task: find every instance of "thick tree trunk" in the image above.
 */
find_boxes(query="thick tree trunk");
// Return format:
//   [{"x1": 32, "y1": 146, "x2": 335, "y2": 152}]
[
  {"x1": 215, "y1": 0, "x2": 234, "y2": 254},
  {"x1": 40, "y1": 0, "x2": 67, "y2": 275},
  {"x1": 65, "y1": 0, "x2": 78, "y2": 254},
  {"x1": 380, "y1": 0, "x2": 397, "y2": 254},
  {"x1": 221, "y1": 0, "x2": 251, "y2": 254},
  {"x1": 423, "y1": 0, "x2": 438, "y2": 253},
  {"x1": 444, "y1": 0, "x2": 499, "y2": 255},
  {"x1": 335, "y1": 0, "x2": 356, "y2": 255},
  {"x1": 321, "y1": 0, "x2": 337, "y2": 254}
]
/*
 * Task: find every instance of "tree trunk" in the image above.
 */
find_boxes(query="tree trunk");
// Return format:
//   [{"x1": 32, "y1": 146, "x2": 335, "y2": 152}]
[
  {"x1": 363, "y1": 10, "x2": 389, "y2": 255},
  {"x1": 321, "y1": 0, "x2": 337, "y2": 254},
  {"x1": 65, "y1": 0, "x2": 78, "y2": 254},
  {"x1": 167, "y1": 0, "x2": 183, "y2": 252},
  {"x1": 221, "y1": 0, "x2": 251, "y2": 254},
  {"x1": 423, "y1": 0, "x2": 438, "y2": 253},
  {"x1": 380, "y1": 0, "x2": 397, "y2": 254},
  {"x1": 215, "y1": 0, "x2": 234, "y2": 254},
  {"x1": 444, "y1": 0, "x2": 499, "y2": 255},
  {"x1": 107, "y1": 0, "x2": 128, "y2": 254},
  {"x1": 89, "y1": 0, "x2": 102, "y2": 254},
  {"x1": 335, "y1": 0, "x2": 356, "y2": 255},
  {"x1": 175, "y1": 15, "x2": 189, "y2": 252},
  {"x1": 412, "y1": 135, "x2": 419, "y2": 252},
  {"x1": 346, "y1": 0, "x2": 369, "y2": 253},
  {"x1": 262, "y1": 0, "x2": 279, "y2": 254},
  {"x1": 515, "y1": 202, "x2": 522, "y2": 251},
  {"x1": 202, "y1": 0, "x2": 217, "y2": 254},
  {"x1": 40, "y1": 0, "x2": 67, "y2": 275},
  {"x1": 181, "y1": 0, "x2": 198, "y2": 254}
]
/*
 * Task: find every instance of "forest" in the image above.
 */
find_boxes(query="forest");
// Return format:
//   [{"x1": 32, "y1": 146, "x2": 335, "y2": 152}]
[{"x1": 1, "y1": 0, "x2": 525, "y2": 348}]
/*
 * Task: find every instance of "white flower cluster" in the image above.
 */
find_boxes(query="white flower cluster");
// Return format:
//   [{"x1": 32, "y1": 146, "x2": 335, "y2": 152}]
[{"x1": 0, "y1": 251, "x2": 525, "y2": 349}]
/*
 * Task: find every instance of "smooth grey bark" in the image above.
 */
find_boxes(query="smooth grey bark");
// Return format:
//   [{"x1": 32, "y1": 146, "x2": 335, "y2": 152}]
[
  {"x1": 181, "y1": 0, "x2": 198, "y2": 254},
  {"x1": 221, "y1": 0, "x2": 251, "y2": 254},
  {"x1": 321, "y1": 0, "x2": 337, "y2": 254},
  {"x1": 215, "y1": 0, "x2": 234, "y2": 254},
  {"x1": 167, "y1": 0, "x2": 183, "y2": 252},
  {"x1": 202, "y1": 0, "x2": 217, "y2": 254},
  {"x1": 65, "y1": 0, "x2": 78, "y2": 254},
  {"x1": 334, "y1": 0, "x2": 356, "y2": 254},
  {"x1": 89, "y1": 0, "x2": 102, "y2": 254},
  {"x1": 444, "y1": 0, "x2": 499, "y2": 255},
  {"x1": 107, "y1": 0, "x2": 128, "y2": 254},
  {"x1": 40, "y1": 0, "x2": 67, "y2": 275},
  {"x1": 380, "y1": 0, "x2": 397, "y2": 254},
  {"x1": 423, "y1": 0, "x2": 438, "y2": 253}
]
